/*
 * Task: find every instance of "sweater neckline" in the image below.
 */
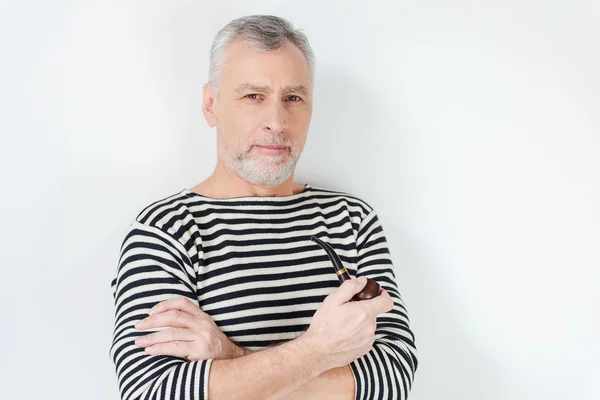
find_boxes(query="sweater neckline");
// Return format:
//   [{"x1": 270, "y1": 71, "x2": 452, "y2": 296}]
[{"x1": 181, "y1": 183, "x2": 312, "y2": 202}]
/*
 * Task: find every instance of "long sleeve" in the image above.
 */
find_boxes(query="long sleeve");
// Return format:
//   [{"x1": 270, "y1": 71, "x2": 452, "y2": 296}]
[
  {"x1": 348, "y1": 208, "x2": 419, "y2": 400},
  {"x1": 109, "y1": 220, "x2": 212, "y2": 400}
]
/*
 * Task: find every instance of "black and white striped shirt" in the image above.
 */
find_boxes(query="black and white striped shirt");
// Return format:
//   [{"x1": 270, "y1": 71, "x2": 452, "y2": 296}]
[{"x1": 110, "y1": 183, "x2": 418, "y2": 400}]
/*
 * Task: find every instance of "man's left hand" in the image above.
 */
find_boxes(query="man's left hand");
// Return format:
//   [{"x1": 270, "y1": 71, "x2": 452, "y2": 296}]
[{"x1": 134, "y1": 297, "x2": 247, "y2": 361}]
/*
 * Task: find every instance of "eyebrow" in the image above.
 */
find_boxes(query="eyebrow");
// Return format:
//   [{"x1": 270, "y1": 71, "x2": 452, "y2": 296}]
[{"x1": 235, "y1": 84, "x2": 308, "y2": 95}]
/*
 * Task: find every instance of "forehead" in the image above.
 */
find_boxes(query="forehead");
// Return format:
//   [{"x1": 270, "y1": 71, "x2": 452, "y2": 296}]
[{"x1": 220, "y1": 39, "x2": 312, "y2": 90}]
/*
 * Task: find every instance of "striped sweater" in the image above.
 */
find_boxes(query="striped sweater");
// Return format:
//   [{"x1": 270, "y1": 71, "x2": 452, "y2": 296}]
[{"x1": 109, "y1": 183, "x2": 418, "y2": 400}]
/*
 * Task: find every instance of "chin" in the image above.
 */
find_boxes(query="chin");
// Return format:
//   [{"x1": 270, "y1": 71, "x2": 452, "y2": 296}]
[{"x1": 240, "y1": 163, "x2": 296, "y2": 186}]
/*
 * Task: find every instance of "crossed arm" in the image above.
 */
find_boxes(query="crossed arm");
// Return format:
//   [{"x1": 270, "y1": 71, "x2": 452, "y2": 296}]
[
  {"x1": 110, "y1": 210, "x2": 417, "y2": 399},
  {"x1": 207, "y1": 345, "x2": 354, "y2": 400}
]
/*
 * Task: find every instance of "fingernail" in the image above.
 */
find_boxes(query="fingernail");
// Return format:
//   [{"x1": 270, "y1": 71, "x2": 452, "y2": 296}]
[
  {"x1": 145, "y1": 346, "x2": 155, "y2": 354},
  {"x1": 148, "y1": 305, "x2": 159, "y2": 315},
  {"x1": 134, "y1": 320, "x2": 144, "y2": 329}
]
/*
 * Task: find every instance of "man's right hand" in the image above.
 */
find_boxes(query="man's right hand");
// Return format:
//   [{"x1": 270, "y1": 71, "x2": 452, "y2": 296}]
[{"x1": 300, "y1": 276, "x2": 395, "y2": 373}]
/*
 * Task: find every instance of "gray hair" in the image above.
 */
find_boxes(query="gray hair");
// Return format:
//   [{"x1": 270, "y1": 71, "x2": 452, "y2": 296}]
[{"x1": 208, "y1": 15, "x2": 315, "y2": 96}]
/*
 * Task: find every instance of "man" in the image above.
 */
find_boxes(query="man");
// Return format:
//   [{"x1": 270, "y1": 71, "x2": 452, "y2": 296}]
[{"x1": 110, "y1": 15, "x2": 418, "y2": 400}]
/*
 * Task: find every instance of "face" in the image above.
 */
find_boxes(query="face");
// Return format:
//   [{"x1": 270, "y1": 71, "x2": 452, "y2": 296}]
[{"x1": 202, "y1": 39, "x2": 313, "y2": 187}]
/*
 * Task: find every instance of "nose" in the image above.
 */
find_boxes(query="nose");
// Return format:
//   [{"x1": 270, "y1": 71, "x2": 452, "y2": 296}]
[{"x1": 263, "y1": 100, "x2": 287, "y2": 133}]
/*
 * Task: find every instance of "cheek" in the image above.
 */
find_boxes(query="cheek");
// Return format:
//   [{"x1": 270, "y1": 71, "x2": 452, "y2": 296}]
[
  {"x1": 220, "y1": 111, "x2": 261, "y2": 150},
  {"x1": 289, "y1": 107, "x2": 311, "y2": 128},
  {"x1": 289, "y1": 117, "x2": 310, "y2": 144}
]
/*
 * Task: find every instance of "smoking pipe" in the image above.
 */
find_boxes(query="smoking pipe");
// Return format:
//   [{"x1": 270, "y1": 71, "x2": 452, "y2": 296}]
[{"x1": 310, "y1": 236, "x2": 381, "y2": 301}]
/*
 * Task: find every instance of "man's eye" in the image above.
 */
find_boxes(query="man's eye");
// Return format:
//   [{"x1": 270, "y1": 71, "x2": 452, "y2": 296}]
[
  {"x1": 246, "y1": 94, "x2": 261, "y2": 100},
  {"x1": 286, "y1": 95, "x2": 302, "y2": 102}
]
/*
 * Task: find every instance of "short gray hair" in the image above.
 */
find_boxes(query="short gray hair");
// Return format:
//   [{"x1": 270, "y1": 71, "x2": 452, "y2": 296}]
[{"x1": 208, "y1": 15, "x2": 315, "y2": 95}]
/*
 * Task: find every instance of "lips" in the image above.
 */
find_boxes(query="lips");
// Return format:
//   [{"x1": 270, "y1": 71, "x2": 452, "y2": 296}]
[
  {"x1": 254, "y1": 145, "x2": 289, "y2": 156},
  {"x1": 256, "y1": 145, "x2": 287, "y2": 149}
]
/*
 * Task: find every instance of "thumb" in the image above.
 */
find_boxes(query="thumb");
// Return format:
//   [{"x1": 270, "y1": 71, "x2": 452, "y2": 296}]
[{"x1": 326, "y1": 277, "x2": 369, "y2": 306}]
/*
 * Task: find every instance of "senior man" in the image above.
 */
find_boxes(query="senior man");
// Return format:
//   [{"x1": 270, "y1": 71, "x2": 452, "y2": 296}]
[{"x1": 110, "y1": 14, "x2": 418, "y2": 400}]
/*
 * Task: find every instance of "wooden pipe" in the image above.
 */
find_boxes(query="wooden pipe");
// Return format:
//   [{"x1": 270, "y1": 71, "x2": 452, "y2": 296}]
[{"x1": 310, "y1": 236, "x2": 381, "y2": 301}]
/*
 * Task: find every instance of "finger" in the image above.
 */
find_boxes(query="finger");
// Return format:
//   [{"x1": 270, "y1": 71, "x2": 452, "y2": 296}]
[
  {"x1": 135, "y1": 309, "x2": 195, "y2": 330},
  {"x1": 149, "y1": 296, "x2": 202, "y2": 316},
  {"x1": 364, "y1": 286, "x2": 395, "y2": 315},
  {"x1": 135, "y1": 327, "x2": 196, "y2": 348},
  {"x1": 325, "y1": 276, "x2": 369, "y2": 306},
  {"x1": 144, "y1": 340, "x2": 193, "y2": 359}
]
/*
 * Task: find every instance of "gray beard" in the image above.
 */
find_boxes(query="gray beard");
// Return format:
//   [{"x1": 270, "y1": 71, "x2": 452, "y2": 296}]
[{"x1": 230, "y1": 151, "x2": 299, "y2": 187}]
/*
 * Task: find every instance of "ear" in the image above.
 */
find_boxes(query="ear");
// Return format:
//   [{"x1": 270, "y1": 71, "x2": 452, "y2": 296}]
[{"x1": 202, "y1": 83, "x2": 217, "y2": 127}]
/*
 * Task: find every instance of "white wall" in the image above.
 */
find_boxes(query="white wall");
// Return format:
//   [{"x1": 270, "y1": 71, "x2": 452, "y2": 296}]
[{"x1": 1, "y1": 1, "x2": 598, "y2": 399}]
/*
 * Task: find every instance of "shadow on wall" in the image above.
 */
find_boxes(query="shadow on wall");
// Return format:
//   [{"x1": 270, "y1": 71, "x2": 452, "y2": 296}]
[
  {"x1": 297, "y1": 65, "x2": 408, "y2": 206},
  {"x1": 387, "y1": 216, "x2": 514, "y2": 400},
  {"x1": 296, "y1": 66, "x2": 380, "y2": 194}
]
